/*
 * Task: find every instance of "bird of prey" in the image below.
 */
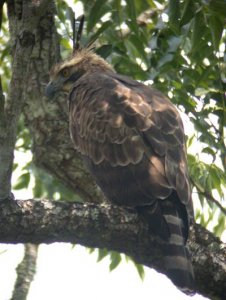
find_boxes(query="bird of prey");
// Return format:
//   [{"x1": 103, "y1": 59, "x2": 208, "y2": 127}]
[{"x1": 46, "y1": 34, "x2": 195, "y2": 294}]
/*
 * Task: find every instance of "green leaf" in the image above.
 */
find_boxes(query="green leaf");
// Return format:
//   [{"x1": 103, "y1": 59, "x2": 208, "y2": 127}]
[
  {"x1": 125, "y1": 0, "x2": 138, "y2": 33},
  {"x1": 202, "y1": 147, "x2": 216, "y2": 157},
  {"x1": 13, "y1": 163, "x2": 18, "y2": 171},
  {"x1": 114, "y1": 56, "x2": 147, "y2": 80},
  {"x1": 96, "y1": 44, "x2": 113, "y2": 59},
  {"x1": 168, "y1": 0, "x2": 180, "y2": 34},
  {"x1": 32, "y1": 174, "x2": 46, "y2": 198},
  {"x1": 97, "y1": 248, "x2": 109, "y2": 262},
  {"x1": 209, "y1": 165, "x2": 224, "y2": 198},
  {"x1": 109, "y1": 251, "x2": 121, "y2": 271},
  {"x1": 60, "y1": 37, "x2": 71, "y2": 50},
  {"x1": 209, "y1": 16, "x2": 224, "y2": 51},
  {"x1": 88, "y1": 21, "x2": 113, "y2": 46},
  {"x1": 134, "y1": 0, "x2": 151, "y2": 14},
  {"x1": 191, "y1": 10, "x2": 206, "y2": 56},
  {"x1": 180, "y1": 0, "x2": 196, "y2": 26},
  {"x1": 87, "y1": 247, "x2": 95, "y2": 254},
  {"x1": 187, "y1": 134, "x2": 195, "y2": 148},
  {"x1": 112, "y1": 0, "x2": 121, "y2": 15},
  {"x1": 87, "y1": 0, "x2": 109, "y2": 32},
  {"x1": 213, "y1": 215, "x2": 226, "y2": 237},
  {"x1": 13, "y1": 172, "x2": 30, "y2": 190},
  {"x1": 125, "y1": 0, "x2": 137, "y2": 20},
  {"x1": 134, "y1": 262, "x2": 145, "y2": 280},
  {"x1": 65, "y1": 5, "x2": 75, "y2": 32},
  {"x1": 56, "y1": 0, "x2": 67, "y2": 22},
  {"x1": 207, "y1": 0, "x2": 226, "y2": 17},
  {"x1": 158, "y1": 53, "x2": 174, "y2": 68},
  {"x1": 129, "y1": 34, "x2": 148, "y2": 64}
]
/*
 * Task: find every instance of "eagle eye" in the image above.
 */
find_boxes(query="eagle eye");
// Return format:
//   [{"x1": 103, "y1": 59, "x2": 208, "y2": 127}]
[{"x1": 61, "y1": 68, "x2": 70, "y2": 77}]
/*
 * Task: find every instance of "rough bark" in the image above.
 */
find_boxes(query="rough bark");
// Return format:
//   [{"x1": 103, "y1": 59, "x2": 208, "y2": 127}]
[
  {"x1": 11, "y1": 244, "x2": 39, "y2": 300},
  {"x1": 17, "y1": 0, "x2": 103, "y2": 204},
  {"x1": 0, "y1": 1, "x2": 36, "y2": 199},
  {"x1": 0, "y1": 199, "x2": 225, "y2": 300}
]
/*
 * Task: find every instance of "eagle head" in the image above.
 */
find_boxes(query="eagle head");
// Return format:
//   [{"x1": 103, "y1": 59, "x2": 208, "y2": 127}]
[{"x1": 45, "y1": 48, "x2": 113, "y2": 99}]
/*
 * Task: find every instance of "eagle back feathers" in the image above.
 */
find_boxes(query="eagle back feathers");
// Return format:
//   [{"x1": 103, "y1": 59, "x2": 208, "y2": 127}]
[
  {"x1": 48, "y1": 48, "x2": 195, "y2": 293},
  {"x1": 69, "y1": 71, "x2": 192, "y2": 216}
]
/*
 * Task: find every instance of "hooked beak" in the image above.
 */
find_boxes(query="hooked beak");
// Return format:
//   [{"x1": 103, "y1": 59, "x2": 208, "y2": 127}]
[
  {"x1": 45, "y1": 81, "x2": 58, "y2": 99},
  {"x1": 45, "y1": 78, "x2": 64, "y2": 99}
]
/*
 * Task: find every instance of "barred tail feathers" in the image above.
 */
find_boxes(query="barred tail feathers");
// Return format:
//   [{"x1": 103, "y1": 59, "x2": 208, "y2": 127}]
[
  {"x1": 162, "y1": 205, "x2": 195, "y2": 295},
  {"x1": 138, "y1": 200, "x2": 195, "y2": 294}
]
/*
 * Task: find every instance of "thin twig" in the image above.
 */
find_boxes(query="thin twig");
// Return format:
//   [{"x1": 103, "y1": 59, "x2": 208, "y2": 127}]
[{"x1": 191, "y1": 178, "x2": 226, "y2": 215}]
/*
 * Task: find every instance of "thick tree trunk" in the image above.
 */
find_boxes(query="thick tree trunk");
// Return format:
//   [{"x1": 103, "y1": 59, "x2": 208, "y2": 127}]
[
  {"x1": 0, "y1": 0, "x2": 38, "y2": 199},
  {"x1": 14, "y1": 0, "x2": 103, "y2": 204},
  {"x1": 0, "y1": 199, "x2": 225, "y2": 300}
]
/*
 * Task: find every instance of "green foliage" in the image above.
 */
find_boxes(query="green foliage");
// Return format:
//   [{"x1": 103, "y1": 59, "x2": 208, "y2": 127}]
[
  {"x1": 96, "y1": 248, "x2": 122, "y2": 271},
  {"x1": 125, "y1": 255, "x2": 145, "y2": 280},
  {"x1": 13, "y1": 172, "x2": 31, "y2": 190},
  {"x1": 31, "y1": 166, "x2": 78, "y2": 201},
  {"x1": 53, "y1": 0, "x2": 226, "y2": 273},
  {"x1": 88, "y1": 248, "x2": 144, "y2": 279},
  {"x1": 80, "y1": 0, "x2": 226, "y2": 227},
  {"x1": 188, "y1": 153, "x2": 226, "y2": 230}
]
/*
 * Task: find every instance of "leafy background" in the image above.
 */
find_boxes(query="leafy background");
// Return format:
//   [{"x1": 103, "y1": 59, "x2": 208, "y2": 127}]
[{"x1": 0, "y1": 0, "x2": 225, "y2": 290}]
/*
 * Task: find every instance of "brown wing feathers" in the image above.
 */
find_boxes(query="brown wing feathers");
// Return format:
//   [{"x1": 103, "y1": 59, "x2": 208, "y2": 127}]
[
  {"x1": 47, "y1": 48, "x2": 195, "y2": 294},
  {"x1": 68, "y1": 71, "x2": 195, "y2": 293}
]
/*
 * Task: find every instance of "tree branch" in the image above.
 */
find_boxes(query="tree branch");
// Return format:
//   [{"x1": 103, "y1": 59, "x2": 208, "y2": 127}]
[
  {"x1": 0, "y1": 198, "x2": 225, "y2": 300},
  {"x1": 11, "y1": 244, "x2": 39, "y2": 300},
  {"x1": 4, "y1": 2, "x2": 226, "y2": 300},
  {"x1": 191, "y1": 178, "x2": 226, "y2": 216}
]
